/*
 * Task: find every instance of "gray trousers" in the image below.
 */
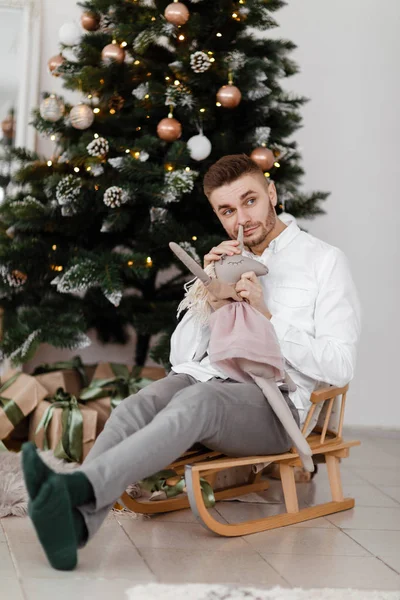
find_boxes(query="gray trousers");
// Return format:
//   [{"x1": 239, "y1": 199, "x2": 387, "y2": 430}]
[{"x1": 78, "y1": 372, "x2": 299, "y2": 541}]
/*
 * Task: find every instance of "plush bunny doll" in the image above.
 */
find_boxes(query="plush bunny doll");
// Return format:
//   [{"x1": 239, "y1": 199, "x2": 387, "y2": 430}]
[{"x1": 169, "y1": 225, "x2": 313, "y2": 472}]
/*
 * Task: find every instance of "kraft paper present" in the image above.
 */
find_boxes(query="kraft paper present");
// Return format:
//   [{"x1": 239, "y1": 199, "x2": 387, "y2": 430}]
[
  {"x1": 28, "y1": 397, "x2": 97, "y2": 463},
  {"x1": 0, "y1": 370, "x2": 48, "y2": 440}
]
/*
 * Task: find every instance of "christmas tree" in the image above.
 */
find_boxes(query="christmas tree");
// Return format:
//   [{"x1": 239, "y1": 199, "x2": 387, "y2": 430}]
[{"x1": 0, "y1": 0, "x2": 328, "y2": 367}]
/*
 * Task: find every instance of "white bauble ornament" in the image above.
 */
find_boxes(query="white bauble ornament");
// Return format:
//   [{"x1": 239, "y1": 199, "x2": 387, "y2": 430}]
[
  {"x1": 187, "y1": 134, "x2": 212, "y2": 161},
  {"x1": 69, "y1": 104, "x2": 95, "y2": 130},
  {"x1": 40, "y1": 95, "x2": 65, "y2": 122},
  {"x1": 279, "y1": 211, "x2": 297, "y2": 226},
  {"x1": 59, "y1": 21, "x2": 81, "y2": 46}
]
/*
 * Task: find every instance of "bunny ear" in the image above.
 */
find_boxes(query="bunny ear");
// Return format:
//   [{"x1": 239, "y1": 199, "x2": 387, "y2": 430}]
[
  {"x1": 237, "y1": 224, "x2": 244, "y2": 253},
  {"x1": 169, "y1": 242, "x2": 212, "y2": 284}
]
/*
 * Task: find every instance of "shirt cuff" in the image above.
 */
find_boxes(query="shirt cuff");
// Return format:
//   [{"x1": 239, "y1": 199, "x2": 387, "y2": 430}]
[{"x1": 270, "y1": 314, "x2": 291, "y2": 341}]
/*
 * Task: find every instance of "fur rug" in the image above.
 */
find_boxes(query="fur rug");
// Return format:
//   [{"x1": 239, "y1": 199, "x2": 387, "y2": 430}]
[
  {"x1": 0, "y1": 449, "x2": 78, "y2": 518},
  {"x1": 126, "y1": 584, "x2": 400, "y2": 600}
]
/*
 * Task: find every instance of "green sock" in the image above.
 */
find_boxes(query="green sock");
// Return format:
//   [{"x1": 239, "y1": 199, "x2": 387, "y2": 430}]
[
  {"x1": 29, "y1": 474, "x2": 78, "y2": 571},
  {"x1": 22, "y1": 442, "x2": 52, "y2": 500},
  {"x1": 22, "y1": 443, "x2": 94, "y2": 548}
]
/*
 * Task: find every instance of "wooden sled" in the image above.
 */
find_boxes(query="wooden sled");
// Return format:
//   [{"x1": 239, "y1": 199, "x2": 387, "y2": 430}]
[{"x1": 119, "y1": 384, "x2": 360, "y2": 536}]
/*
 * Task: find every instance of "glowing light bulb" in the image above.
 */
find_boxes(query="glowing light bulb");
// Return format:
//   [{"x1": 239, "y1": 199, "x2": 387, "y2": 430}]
[
  {"x1": 94, "y1": 133, "x2": 99, "y2": 139},
  {"x1": 264, "y1": 172, "x2": 270, "y2": 178},
  {"x1": 74, "y1": 167, "x2": 80, "y2": 173},
  {"x1": 178, "y1": 35, "x2": 185, "y2": 41},
  {"x1": 274, "y1": 162, "x2": 281, "y2": 168},
  {"x1": 50, "y1": 135, "x2": 56, "y2": 141},
  {"x1": 47, "y1": 160, "x2": 52, "y2": 167},
  {"x1": 216, "y1": 32, "x2": 222, "y2": 37},
  {"x1": 52, "y1": 245, "x2": 57, "y2": 250},
  {"x1": 93, "y1": 108, "x2": 100, "y2": 114}
]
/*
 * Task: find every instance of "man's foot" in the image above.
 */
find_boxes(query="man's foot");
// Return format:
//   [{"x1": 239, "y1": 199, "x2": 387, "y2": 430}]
[
  {"x1": 22, "y1": 442, "x2": 53, "y2": 500},
  {"x1": 22, "y1": 443, "x2": 94, "y2": 569},
  {"x1": 29, "y1": 475, "x2": 78, "y2": 571}
]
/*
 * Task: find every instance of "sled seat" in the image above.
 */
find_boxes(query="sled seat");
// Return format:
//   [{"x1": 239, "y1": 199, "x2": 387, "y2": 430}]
[{"x1": 119, "y1": 383, "x2": 360, "y2": 536}]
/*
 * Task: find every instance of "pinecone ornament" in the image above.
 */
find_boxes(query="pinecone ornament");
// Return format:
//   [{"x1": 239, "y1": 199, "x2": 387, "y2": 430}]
[
  {"x1": 103, "y1": 186, "x2": 128, "y2": 208},
  {"x1": 190, "y1": 51, "x2": 211, "y2": 73},
  {"x1": 87, "y1": 137, "x2": 109, "y2": 157},
  {"x1": 56, "y1": 175, "x2": 81, "y2": 206},
  {"x1": 8, "y1": 269, "x2": 27, "y2": 287}
]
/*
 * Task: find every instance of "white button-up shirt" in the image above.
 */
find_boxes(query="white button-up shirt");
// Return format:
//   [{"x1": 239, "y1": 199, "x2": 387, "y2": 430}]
[{"x1": 170, "y1": 221, "x2": 361, "y2": 426}]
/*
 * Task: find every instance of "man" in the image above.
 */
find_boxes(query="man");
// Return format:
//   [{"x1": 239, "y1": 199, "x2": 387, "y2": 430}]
[{"x1": 22, "y1": 154, "x2": 361, "y2": 571}]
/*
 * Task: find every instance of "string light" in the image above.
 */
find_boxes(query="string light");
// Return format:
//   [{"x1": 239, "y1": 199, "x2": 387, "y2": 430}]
[
  {"x1": 110, "y1": 108, "x2": 116, "y2": 114},
  {"x1": 95, "y1": 184, "x2": 100, "y2": 190},
  {"x1": 144, "y1": 94, "x2": 150, "y2": 99},
  {"x1": 87, "y1": 94, "x2": 93, "y2": 99},
  {"x1": 50, "y1": 135, "x2": 56, "y2": 141},
  {"x1": 185, "y1": 167, "x2": 191, "y2": 172},
  {"x1": 121, "y1": 41, "x2": 128, "y2": 47},
  {"x1": 151, "y1": 16, "x2": 156, "y2": 21},
  {"x1": 100, "y1": 79, "x2": 105, "y2": 84},
  {"x1": 86, "y1": 166, "x2": 91, "y2": 172},
  {"x1": 178, "y1": 34, "x2": 185, "y2": 41},
  {"x1": 199, "y1": 108, "x2": 206, "y2": 113},
  {"x1": 47, "y1": 160, "x2": 52, "y2": 167},
  {"x1": 51, "y1": 265, "x2": 63, "y2": 272},
  {"x1": 127, "y1": 260, "x2": 134, "y2": 266},
  {"x1": 74, "y1": 167, "x2": 80, "y2": 173},
  {"x1": 136, "y1": 126, "x2": 141, "y2": 131},
  {"x1": 93, "y1": 108, "x2": 100, "y2": 114},
  {"x1": 94, "y1": 133, "x2": 99, "y2": 139},
  {"x1": 264, "y1": 172, "x2": 270, "y2": 178},
  {"x1": 216, "y1": 102, "x2": 222, "y2": 107},
  {"x1": 134, "y1": 151, "x2": 140, "y2": 159},
  {"x1": 216, "y1": 32, "x2": 222, "y2": 37},
  {"x1": 209, "y1": 57, "x2": 215, "y2": 63},
  {"x1": 274, "y1": 162, "x2": 281, "y2": 168},
  {"x1": 125, "y1": 149, "x2": 131, "y2": 154},
  {"x1": 52, "y1": 244, "x2": 57, "y2": 250},
  {"x1": 165, "y1": 76, "x2": 170, "y2": 81},
  {"x1": 165, "y1": 163, "x2": 174, "y2": 171},
  {"x1": 146, "y1": 256, "x2": 153, "y2": 267},
  {"x1": 192, "y1": 236, "x2": 197, "y2": 241},
  {"x1": 232, "y1": 12, "x2": 238, "y2": 18},
  {"x1": 134, "y1": 60, "x2": 140, "y2": 65}
]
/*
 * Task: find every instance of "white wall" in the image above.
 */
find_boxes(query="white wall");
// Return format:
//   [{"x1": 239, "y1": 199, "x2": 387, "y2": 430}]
[{"x1": 31, "y1": 0, "x2": 400, "y2": 427}]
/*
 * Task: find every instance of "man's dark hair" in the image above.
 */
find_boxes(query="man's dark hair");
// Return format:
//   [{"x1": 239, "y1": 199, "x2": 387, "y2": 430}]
[{"x1": 203, "y1": 154, "x2": 267, "y2": 198}]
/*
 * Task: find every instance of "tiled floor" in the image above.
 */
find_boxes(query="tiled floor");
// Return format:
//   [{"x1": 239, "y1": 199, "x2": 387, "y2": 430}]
[{"x1": 1, "y1": 427, "x2": 400, "y2": 599}]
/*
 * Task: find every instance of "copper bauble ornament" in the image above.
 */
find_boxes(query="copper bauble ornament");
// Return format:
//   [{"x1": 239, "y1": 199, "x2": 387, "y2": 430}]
[
  {"x1": 1, "y1": 114, "x2": 15, "y2": 139},
  {"x1": 81, "y1": 11, "x2": 100, "y2": 31},
  {"x1": 164, "y1": 2, "x2": 190, "y2": 26},
  {"x1": 69, "y1": 103, "x2": 94, "y2": 130},
  {"x1": 216, "y1": 84, "x2": 242, "y2": 108},
  {"x1": 250, "y1": 147, "x2": 275, "y2": 171},
  {"x1": 101, "y1": 43, "x2": 126, "y2": 64},
  {"x1": 157, "y1": 117, "x2": 182, "y2": 142},
  {"x1": 48, "y1": 54, "x2": 65, "y2": 77}
]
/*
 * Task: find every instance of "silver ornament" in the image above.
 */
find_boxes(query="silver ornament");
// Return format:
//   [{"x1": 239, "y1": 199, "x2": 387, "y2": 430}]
[
  {"x1": 69, "y1": 104, "x2": 95, "y2": 130},
  {"x1": 40, "y1": 95, "x2": 65, "y2": 123}
]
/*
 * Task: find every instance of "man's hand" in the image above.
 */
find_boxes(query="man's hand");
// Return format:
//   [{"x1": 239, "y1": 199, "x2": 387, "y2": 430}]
[
  {"x1": 235, "y1": 271, "x2": 272, "y2": 319},
  {"x1": 204, "y1": 240, "x2": 241, "y2": 269}
]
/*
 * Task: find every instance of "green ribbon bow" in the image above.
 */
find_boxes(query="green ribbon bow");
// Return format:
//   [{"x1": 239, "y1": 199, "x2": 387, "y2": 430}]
[
  {"x1": 139, "y1": 469, "x2": 216, "y2": 508},
  {"x1": 33, "y1": 356, "x2": 88, "y2": 388},
  {"x1": 0, "y1": 372, "x2": 25, "y2": 427},
  {"x1": 35, "y1": 388, "x2": 83, "y2": 463},
  {"x1": 80, "y1": 364, "x2": 153, "y2": 409}
]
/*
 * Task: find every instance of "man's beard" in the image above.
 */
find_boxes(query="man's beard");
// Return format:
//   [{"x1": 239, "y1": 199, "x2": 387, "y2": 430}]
[{"x1": 243, "y1": 208, "x2": 277, "y2": 248}]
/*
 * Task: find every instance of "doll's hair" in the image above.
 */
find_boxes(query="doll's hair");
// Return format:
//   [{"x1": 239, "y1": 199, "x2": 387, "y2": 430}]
[{"x1": 203, "y1": 153, "x2": 269, "y2": 198}]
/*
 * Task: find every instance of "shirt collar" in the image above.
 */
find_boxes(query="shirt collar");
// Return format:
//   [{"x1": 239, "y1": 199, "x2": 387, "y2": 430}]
[{"x1": 242, "y1": 221, "x2": 301, "y2": 259}]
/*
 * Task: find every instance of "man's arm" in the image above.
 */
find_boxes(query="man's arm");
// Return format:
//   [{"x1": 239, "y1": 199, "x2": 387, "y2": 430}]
[{"x1": 270, "y1": 248, "x2": 361, "y2": 387}]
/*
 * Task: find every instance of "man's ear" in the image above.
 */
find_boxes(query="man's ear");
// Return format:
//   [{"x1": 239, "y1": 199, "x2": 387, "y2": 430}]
[{"x1": 267, "y1": 181, "x2": 278, "y2": 208}]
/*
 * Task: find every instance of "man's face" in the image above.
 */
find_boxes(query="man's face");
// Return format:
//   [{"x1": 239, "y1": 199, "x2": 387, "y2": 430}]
[{"x1": 208, "y1": 173, "x2": 277, "y2": 248}]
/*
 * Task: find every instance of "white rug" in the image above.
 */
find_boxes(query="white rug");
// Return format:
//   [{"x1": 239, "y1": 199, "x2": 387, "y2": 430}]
[{"x1": 126, "y1": 584, "x2": 400, "y2": 600}]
